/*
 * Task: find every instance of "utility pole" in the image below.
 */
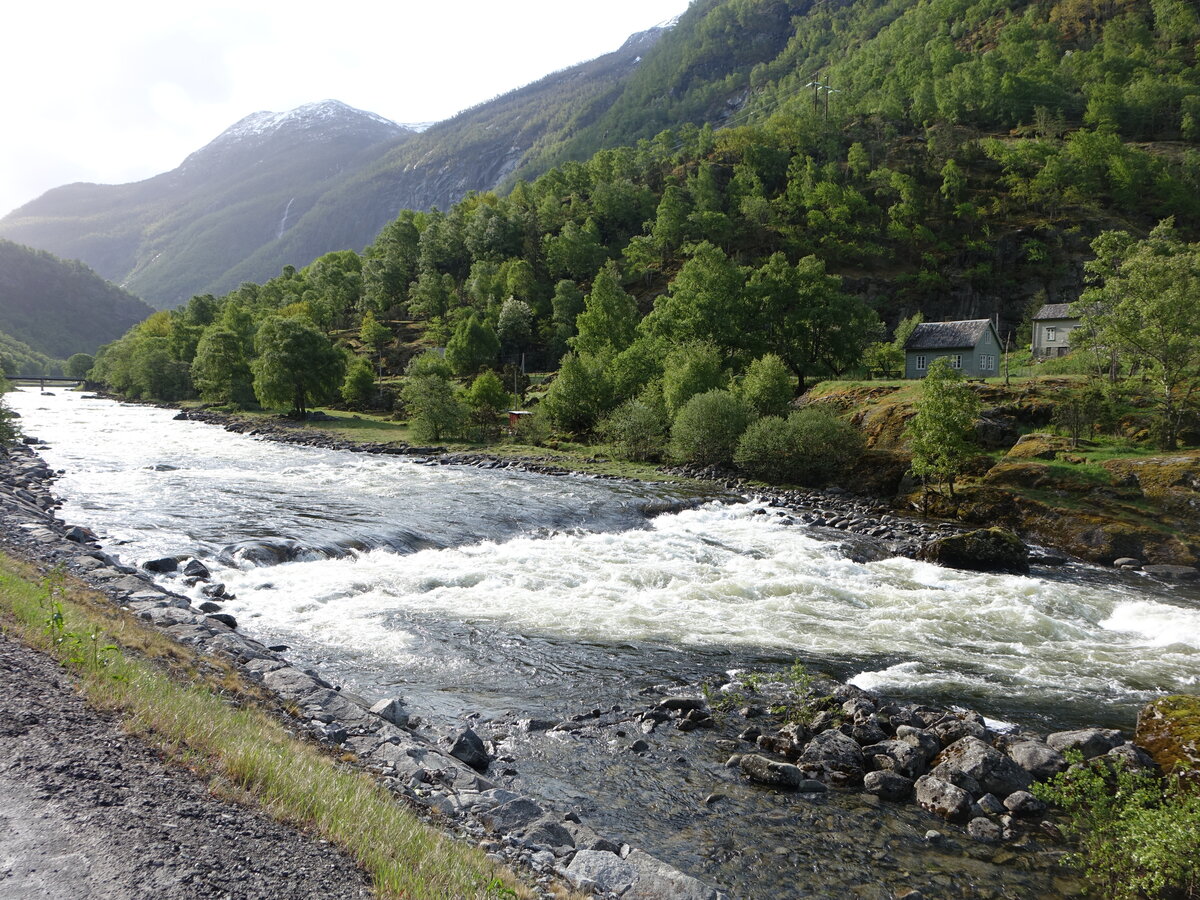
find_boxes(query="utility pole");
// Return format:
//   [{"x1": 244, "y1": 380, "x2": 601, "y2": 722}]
[{"x1": 804, "y1": 76, "x2": 840, "y2": 121}]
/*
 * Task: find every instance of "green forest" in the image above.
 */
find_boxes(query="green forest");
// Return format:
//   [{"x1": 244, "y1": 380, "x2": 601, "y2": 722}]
[{"x1": 87, "y1": 0, "x2": 1200, "y2": 471}]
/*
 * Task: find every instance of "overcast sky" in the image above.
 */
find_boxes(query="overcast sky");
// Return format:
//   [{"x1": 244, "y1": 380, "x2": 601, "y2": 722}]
[{"x1": 1, "y1": 0, "x2": 689, "y2": 219}]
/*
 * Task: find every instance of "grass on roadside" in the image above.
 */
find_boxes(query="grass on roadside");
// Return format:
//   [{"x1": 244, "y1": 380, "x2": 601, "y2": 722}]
[{"x1": 0, "y1": 554, "x2": 573, "y2": 900}]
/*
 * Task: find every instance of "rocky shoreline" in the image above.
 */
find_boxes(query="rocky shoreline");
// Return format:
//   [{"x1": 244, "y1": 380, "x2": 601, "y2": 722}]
[{"x1": 3, "y1": 404, "x2": 1194, "y2": 899}]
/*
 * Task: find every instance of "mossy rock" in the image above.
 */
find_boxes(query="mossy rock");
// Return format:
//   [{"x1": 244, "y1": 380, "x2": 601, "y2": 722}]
[
  {"x1": 1136, "y1": 694, "x2": 1200, "y2": 786},
  {"x1": 918, "y1": 527, "x2": 1030, "y2": 574},
  {"x1": 1103, "y1": 453, "x2": 1200, "y2": 518},
  {"x1": 847, "y1": 449, "x2": 911, "y2": 496},
  {"x1": 1004, "y1": 433, "x2": 1073, "y2": 460}
]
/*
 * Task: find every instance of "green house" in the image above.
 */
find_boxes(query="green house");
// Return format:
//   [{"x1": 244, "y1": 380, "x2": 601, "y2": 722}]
[{"x1": 904, "y1": 319, "x2": 1002, "y2": 379}]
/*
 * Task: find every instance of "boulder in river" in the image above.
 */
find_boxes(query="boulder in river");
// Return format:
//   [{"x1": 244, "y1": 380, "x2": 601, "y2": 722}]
[
  {"x1": 370, "y1": 697, "x2": 410, "y2": 727},
  {"x1": 1135, "y1": 695, "x2": 1200, "y2": 784},
  {"x1": 932, "y1": 736, "x2": 1031, "y2": 798},
  {"x1": 449, "y1": 728, "x2": 490, "y2": 772},
  {"x1": 799, "y1": 729, "x2": 866, "y2": 786},
  {"x1": 141, "y1": 556, "x2": 179, "y2": 574},
  {"x1": 1046, "y1": 727, "x2": 1125, "y2": 760},
  {"x1": 863, "y1": 770, "x2": 914, "y2": 801},
  {"x1": 919, "y1": 527, "x2": 1030, "y2": 575},
  {"x1": 1007, "y1": 740, "x2": 1067, "y2": 780},
  {"x1": 739, "y1": 754, "x2": 806, "y2": 789},
  {"x1": 915, "y1": 774, "x2": 972, "y2": 822},
  {"x1": 182, "y1": 559, "x2": 211, "y2": 579}
]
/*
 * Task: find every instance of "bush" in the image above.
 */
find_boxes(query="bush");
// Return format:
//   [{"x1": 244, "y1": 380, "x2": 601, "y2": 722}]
[
  {"x1": 340, "y1": 356, "x2": 376, "y2": 407},
  {"x1": 600, "y1": 392, "x2": 669, "y2": 461},
  {"x1": 400, "y1": 374, "x2": 465, "y2": 443},
  {"x1": 734, "y1": 409, "x2": 864, "y2": 485},
  {"x1": 539, "y1": 352, "x2": 614, "y2": 435},
  {"x1": 404, "y1": 350, "x2": 453, "y2": 379},
  {"x1": 670, "y1": 390, "x2": 755, "y2": 466},
  {"x1": 789, "y1": 409, "x2": 866, "y2": 483},
  {"x1": 511, "y1": 408, "x2": 551, "y2": 445},
  {"x1": 663, "y1": 342, "x2": 724, "y2": 416},
  {"x1": 1033, "y1": 753, "x2": 1200, "y2": 900},
  {"x1": 733, "y1": 416, "x2": 794, "y2": 481},
  {"x1": 737, "y1": 353, "x2": 794, "y2": 418}
]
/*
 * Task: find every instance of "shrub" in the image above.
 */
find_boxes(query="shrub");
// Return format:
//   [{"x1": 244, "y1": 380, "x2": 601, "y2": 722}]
[
  {"x1": 539, "y1": 352, "x2": 614, "y2": 435},
  {"x1": 737, "y1": 353, "x2": 794, "y2": 418},
  {"x1": 671, "y1": 389, "x2": 755, "y2": 466},
  {"x1": 340, "y1": 355, "x2": 376, "y2": 407},
  {"x1": 404, "y1": 349, "x2": 453, "y2": 379},
  {"x1": 1034, "y1": 752, "x2": 1200, "y2": 900},
  {"x1": 600, "y1": 392, "x2": 669, "y2": 462},
  {"x1": 788, "y1": 409, "x2": 866, "y2": 484},
  {"x1": 400, "y1": 374, "x2": 464, "y2": 442},
  {"x1": 511, "y1": 408, "x2": 551, "y2": 446},
  {"x1": 734, "y1": 409, "x2": 864, "y2": 485},
  {"x1": 662, "y1": 342, "x2": 724, "y2": 416},
  {"x1": 733, "y1": 416, "x2": 794, "y2": 482}
]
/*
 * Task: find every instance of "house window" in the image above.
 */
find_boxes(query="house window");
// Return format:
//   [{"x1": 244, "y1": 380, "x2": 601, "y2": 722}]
[
  {"x1": 1046, "y1": 326, "x2": 1057, "y2": 342},
  {"x1": 980, "y1": 354, "x2": 994, "y2": 371},
  {"x1": 950, "y1": 354, "x2": 962, "y2": 369},
  {"x1": 916, "y1": 355, "x2": 927, "y2": 370}
]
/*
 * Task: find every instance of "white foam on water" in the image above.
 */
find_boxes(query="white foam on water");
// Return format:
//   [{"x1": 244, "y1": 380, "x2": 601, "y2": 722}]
[{"x1": 1100, "y1": 600, "x2": 1200, "y2": 649}]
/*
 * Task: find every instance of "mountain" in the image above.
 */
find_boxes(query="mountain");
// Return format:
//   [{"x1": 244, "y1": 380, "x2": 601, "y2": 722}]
[
  {"x1": 0, "y1": 25, "x2": 672, "y2": 310},
  {"x1": 0, "y1": 101, "x2": 415, "y2": 308},
  {"x1": 0, "y1": 239, "x2": 154, "y2": 360}
]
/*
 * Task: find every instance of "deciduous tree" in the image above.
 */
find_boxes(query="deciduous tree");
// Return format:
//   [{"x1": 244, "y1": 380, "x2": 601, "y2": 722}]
[
  {"x1": 905, "y1": 358, "x2": 981, "y2": 498},
  {"x1": 251, "y1": 317, "x2": 344, "y2": 418}
]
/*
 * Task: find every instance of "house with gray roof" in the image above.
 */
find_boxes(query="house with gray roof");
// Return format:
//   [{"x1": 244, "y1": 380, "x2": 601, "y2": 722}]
[
  {"x1": 1032, "y1": 303, "x2": 1081, "y2": 358},
  {"x1": 903, "y1": 319, "x2": 1002, "y2": 379}
]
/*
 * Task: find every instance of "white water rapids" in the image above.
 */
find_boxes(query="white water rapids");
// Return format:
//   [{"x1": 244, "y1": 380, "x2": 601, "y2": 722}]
[{"x1": 10, "y1": 388, "x2": 1199, "y2": 729}]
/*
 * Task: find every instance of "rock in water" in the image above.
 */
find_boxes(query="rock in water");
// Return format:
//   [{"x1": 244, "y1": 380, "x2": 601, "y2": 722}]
[
  {"x1": 1046, "y1": 728, "x2": 1124, "y2": 760},
  {"x1": 369, "y1": 697, "x2": 410, "y2": 727},
  {"x1": 932, "y1": 736, "x2": 1031, "y2": 798},
  {"x1": 739, "y1": 754, "x2": 806, "y2": 789},
  {"x1": 919, "y1": 527, "x2": 1030, "y2": 574},
  {"x1": 449, "y1": 728, "x2": 490, "y2": 772},
  {"x1": 141, "y1": 556, "x2": 179, "y2": 574},
  {"x1": 914, "y1": 775, "x2": 972, "y2": 822},
  {"x1": 1136, "y1": 695, "x2": 1200, "y2": 785},
  {"x1": 182, "y1": 559, "x2": 211, "y2": 579}
]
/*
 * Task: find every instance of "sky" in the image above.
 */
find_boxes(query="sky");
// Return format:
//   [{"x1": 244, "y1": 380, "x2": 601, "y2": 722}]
[{"x1": 0, "y1": 0, "x2": 690, "y2": 219}]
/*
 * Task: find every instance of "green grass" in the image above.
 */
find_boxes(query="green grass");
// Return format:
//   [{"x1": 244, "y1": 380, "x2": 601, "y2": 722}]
[{"x1": 0, "y1": 555, "x2": 562, "y2": 900}]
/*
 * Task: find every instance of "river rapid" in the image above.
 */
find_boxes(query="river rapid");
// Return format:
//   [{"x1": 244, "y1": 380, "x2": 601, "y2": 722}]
[{"x1": 11, "y1": 387, "x2": 1200, "y2": 898}]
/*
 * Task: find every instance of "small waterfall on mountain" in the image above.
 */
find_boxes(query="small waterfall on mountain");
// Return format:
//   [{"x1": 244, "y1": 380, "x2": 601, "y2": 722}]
[{"x1": 277, "y1": 197, "x2": 295, "y2": 239}]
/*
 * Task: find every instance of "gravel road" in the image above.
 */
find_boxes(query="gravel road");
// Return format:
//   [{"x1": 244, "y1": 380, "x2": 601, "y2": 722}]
[{"x1": 0, "y1": 628, "x2": 373, "y2": 900}]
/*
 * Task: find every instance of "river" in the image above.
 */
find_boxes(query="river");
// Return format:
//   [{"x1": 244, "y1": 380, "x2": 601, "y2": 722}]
[{"x1": 10, "y1": 387, "x2": 1200, "y2": 898}]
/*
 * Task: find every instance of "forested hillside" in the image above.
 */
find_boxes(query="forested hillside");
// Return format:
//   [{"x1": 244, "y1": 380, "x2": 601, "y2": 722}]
[
  {"x1": 90, "y1": 0, "x2": 1200, "y2": 426},
  {"x1": 0, "y1": 329, "x2": 58, "y2": 377},
  {"x1": 0, "y1": 240, "x2": 154, "y2": 360}
]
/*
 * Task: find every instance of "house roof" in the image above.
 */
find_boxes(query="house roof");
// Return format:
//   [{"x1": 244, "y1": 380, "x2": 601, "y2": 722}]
[
  {"x1": 904, "y1": 319, "x2": 994, "y2": 351},
  {"x1": 1033, "y1": 303, "x2": 1075, "y2": 321}
]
